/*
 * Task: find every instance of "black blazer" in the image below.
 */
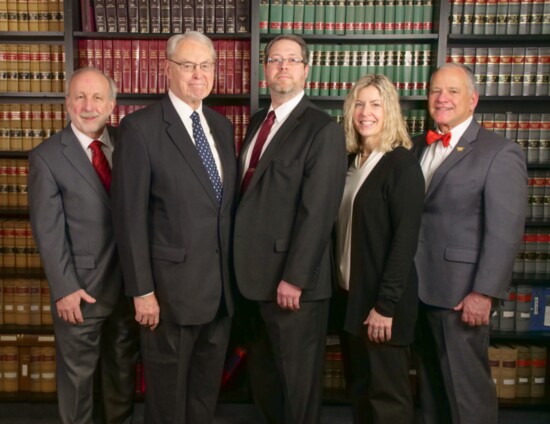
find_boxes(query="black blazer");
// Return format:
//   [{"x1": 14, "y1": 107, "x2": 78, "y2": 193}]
[
  {"x1": 233, "y1": 97, "x2": 347, "y2": 301},
  {"x1": 111, "y1": 95, "x2": 237, "y2": 326},
  {"x1": 344, "y1": 147, "x2": 425, "y2": 345}
]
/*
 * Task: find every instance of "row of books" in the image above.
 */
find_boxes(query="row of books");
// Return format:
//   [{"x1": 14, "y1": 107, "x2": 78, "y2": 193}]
[
  {"x1": 0, "y1": 44, "x2": 66, "y2": 94},
  {"x1": 0, "y1": 279, "x2": 52, "y2": 327},
  {"x1": 0, "y1": 0, "x2": 64, "y2": 32},
  {"x1": 77, "y1": 38, "x2": 252, "y2": 95},
  {"x1": 323, "y1": 340, "x2": 346, "y2": 391},
  {"x1": 492, "y1": 285, "x2": 550, "y2": 332},
  {"x1": 84, "y1": 0, "x2": 250, "y2": 34},
  {"x1": 514, "y1": 229, "x2": 550, "y2": 275},
  {"x1": 488, "y1": 344, "x2": 547, "y2": 399},
  {"x1": 259, "y1": 0, "x2": 435, "y2": 35},
  {"x1": 0, "y1": 159, "x2": 30, "y2": 208},
  {"x1": 0, "y1": 335, "x2": 56, "y2": 393},
  {"x1": 447, "y1": 47, "x2": 550, "y2": 97},
  {"x1": 449, "y1": 0, "x2": 550, "y2": 35},
  {"x1": 475, "y1": 112, "x2": 550, "y2": 164},
  {"x1": 258, "y1": 43, "x2": 433, "y2": 97},
  {"x1": 0, "y1": 104, "x2": 66, "y2": 152},
  {"x1": 0, "y1": 220, "x2": 41, "y2": 270},
  {"x1": 526, "y1": 170, "x2": 550, "y2": 221}
]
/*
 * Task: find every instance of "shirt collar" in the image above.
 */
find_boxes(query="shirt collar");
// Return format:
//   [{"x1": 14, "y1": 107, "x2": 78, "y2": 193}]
[
  {"x1": 168, "y1": 89, "x2": 203, "y2": 119},
  {"x1": 435, "y1": 116, "x2": 473, "y2": 150},
  {"x1": 269, "y1": 91, "x2": 305, "y2": 122},
  {"x1": 71, "y1": 123, "x2": 112, "y2": 148}
]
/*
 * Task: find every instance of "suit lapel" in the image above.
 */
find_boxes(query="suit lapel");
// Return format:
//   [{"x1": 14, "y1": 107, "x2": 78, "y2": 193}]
[
  {"x1": 60, "y1": 126, "x2": 110, "y2": 205},
  {"x1": 425, "y1": 121, "x2": 479, "y2": 199},
  {"x1": 162, "y1": 96, "x2": 221, "y2": 207},
  {"x1": 238, "y1": 111, "x2": 266, "y2": 178}
]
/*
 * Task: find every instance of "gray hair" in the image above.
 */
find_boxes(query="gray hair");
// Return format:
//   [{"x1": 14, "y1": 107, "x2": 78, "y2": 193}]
[
  {"x1": 166, "y1": 31, "x2": 217, "y2": 61},
  {"x1": 431, "y1": 62, "x2": 478, "y2": 94},
  {"x1": 66, "y1": 67, "x2": 117, "y2": 100}
]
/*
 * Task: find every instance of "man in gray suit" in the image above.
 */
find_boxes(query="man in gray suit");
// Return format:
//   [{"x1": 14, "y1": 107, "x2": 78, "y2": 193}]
[
  {"x1": 233, "y1": 35, "x2": 347, "y2": 424},
  {"x1": 28, "y1": 67, "x2": 139, "y2": 424},
  {"x1": 413, "y1": 63, "x2": 527, "y2": 424},
  {"x1": 111, "y1": 32, "x2": 236, "y2": 424}
]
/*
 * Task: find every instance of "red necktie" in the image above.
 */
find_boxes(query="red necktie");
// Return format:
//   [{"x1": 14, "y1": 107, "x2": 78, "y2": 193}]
[
  {"x1": 241, "y1": 111, "x2": 276, "y2": 193},
  {"x1": 426, "y1": 130, "x2": 452, "y2": 148},
  {"x1": 89, "y1": 139, "x2": 111, "y2": 193}
]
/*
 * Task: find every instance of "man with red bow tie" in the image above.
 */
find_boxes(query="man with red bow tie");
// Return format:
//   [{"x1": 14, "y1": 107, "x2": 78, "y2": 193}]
[{"x1": 412, "y1": 63, "x2": 527, "y2": 424}]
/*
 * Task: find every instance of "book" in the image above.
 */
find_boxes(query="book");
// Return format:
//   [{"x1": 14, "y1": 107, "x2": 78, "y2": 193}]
[
  {"x1": 106, "y1": 0, "x2": 117, "y2": 32},
  {"x1": 495, "y1": 0, "x2": 509, "y2": 35},
  {"x1": 506, "y1": 0, "x2": 520, "y2": 34},
  {"x1": 182, "y1": 0, "x2": 194, "y2": 33},
  {"x1": 150, "y1": 0, "x2": 161, "y2": 33},
  {"x1": 128, "y1": 0, "x2": 138, "y2": 32},
  {"x1": 205, "y1": 0, "x2": 215, "y2": 32},
  {"x1": 462, "y1": 0, "x2": 475, "y2": 34},
  {"x1": 138, "y1": 0, "x2": 150, "y2": 33},
  {"x1": 94, "y1": 0, "x2": 107, "y2": 32},
  {"x1": 195, "y1": 0, "x2": 205, "y2": 32},
  {"x1": 498, "y1": 344, "x2": 518, "y2": 399},
  {"x1": 535, "y1": 47, "x2": 549, "y2": 96},
  {"x1": 518, "y1": 0, "x2": 532, "y2": 34},
  {"x1": 473, "y1": 0, "x2": 487, "y2": 35},
  {"x1": 488, "y1": 345, "x2": 501, "y2": 396},
  {"x1": 259, "y1": 0, "x2": 269, "y2": 33},
  {"x1": 171, "y1": 0, "x2": 182, "y2": 33},
  {"x1": 117, "y1": 0, "x2": 129, "y2": 32},
  {"x1": 236, "y1": 0, "x2": 249, "y2": 32},
  {"x1": 281, "y1": 0, "x2": 294, "y2": 34},
  {"x1": 293, "y1": 0, "x2": 305, "y2": 33},
  {"x1": 225, "y1": 0, "x2": 236, "y2": 33},
  {"x1": 485, "y1": 0, "x2": 497, "y2": 34},
  {"x1": 523, "y1": 47, "x2": 538, "y2": 96},
  {"x1": 215, "y1": 0, "x2": 225, "y2": 33}
]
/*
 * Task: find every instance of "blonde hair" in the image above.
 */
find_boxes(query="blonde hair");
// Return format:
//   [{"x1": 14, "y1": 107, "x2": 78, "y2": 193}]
[{"x1": 343, "y1": 74, "x2": 411, "y2": 154}]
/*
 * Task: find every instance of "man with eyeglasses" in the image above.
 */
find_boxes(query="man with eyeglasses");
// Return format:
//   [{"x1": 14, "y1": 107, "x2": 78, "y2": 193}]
[
  {"x1": 111, "y1": 32, "x2": 236, "y2": 424},
  {"x1": 233, "y1": 34, "x2": 347, "y2": 424}
]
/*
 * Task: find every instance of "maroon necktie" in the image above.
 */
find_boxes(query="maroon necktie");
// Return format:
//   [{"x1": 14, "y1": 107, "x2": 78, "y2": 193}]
[
  {"x1": 241, "y1": 111, "x2": 276, "y2": 193},
  {"x1": 426, "y1": 129, "x2": 452, "y2": 148},
  {"x1": 89, "y1": 139, "x2": 111, "y2": 192}
]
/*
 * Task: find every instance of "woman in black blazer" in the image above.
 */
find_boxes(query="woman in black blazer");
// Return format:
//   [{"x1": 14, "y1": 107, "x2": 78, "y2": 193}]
[{"x1": 335, "y1": 74, "x2": 425, "y2": 423}]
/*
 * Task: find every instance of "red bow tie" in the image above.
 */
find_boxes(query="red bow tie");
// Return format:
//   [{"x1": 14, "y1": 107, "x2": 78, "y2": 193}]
[{"x1": 426, "y1": 130, "x2": 451, "y2": 148}]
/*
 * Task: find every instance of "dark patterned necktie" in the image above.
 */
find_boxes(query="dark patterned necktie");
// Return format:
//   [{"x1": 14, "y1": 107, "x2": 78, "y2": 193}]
[
  {"x1": 190, "y1": 111, "x2": 223, "y2": 204},
  {"x1": 89, "y1": 139, "x2": 111, "y2": 192}
]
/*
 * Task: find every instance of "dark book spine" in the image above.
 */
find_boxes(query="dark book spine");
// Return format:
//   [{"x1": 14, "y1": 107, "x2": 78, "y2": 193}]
[
  {"x1": 150, "y1": 0, "x2": 161, "y2": 33},
  {"x1": 195, "y1": 0, "x2": 205, "y2": 33},
  {"x1": 138, "y1": 0, "x2": 150, "y2": 33},
  {"x1": 205, "y1": 0, "x2": 215, "y2": 33},
  {"x1": 128, "y1": 0, "x2": 139, "y2": 32},
  {"x1": 160, "y1": 0, "x2": 170, "y2": 33},
  {"x1": 183, "y1": 0, "x2": 194, "y2": 32},
  {"x1": 105, "y1": 0, "x2": 117, "y2": 32},
  {"x1": 215, "y1": 0, "x2": 225, "y2": 33},
  {"x1": 117, "y1": 0, "x2": 129, "y2": 32},
  {"x1": 94, "y1": 0, "x2": 107, "y2": 32},
  {"x1": 225, "y1": 0, "x2": 236, "y2": 33},
  {"x1": 171, "y1": 0, "x2": 183, "y2": 33},
  {"x1": 235, "y1": 0, "x2": 249, "y2": 32}
]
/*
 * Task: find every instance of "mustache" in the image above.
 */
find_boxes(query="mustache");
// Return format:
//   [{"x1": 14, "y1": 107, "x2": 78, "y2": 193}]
[{"x1": 79, "y1": 112, "x2": 100, "y2": 119}]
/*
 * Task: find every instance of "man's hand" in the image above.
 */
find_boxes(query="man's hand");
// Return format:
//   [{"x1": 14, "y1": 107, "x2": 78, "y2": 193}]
[
  {"x1": 364, "y1": 308, "x2": 393, "y2": 343},
  {"x1": 453, "y1": 291, "x2": 492, "y2": 327},
  {"x1": 277, "y1": 280, "x2": 302, "y2": 311},
  {"x1": 56, "y1": 289, "x2": 96, "y2": 324},
  {"x1": 134, "y1": 293, "x2": 160, "y2": 330}
]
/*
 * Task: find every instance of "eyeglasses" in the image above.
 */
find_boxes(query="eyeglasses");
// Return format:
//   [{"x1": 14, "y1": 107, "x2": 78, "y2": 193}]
[
  {"x1": 168, "y1": 59, "x2": 215, "y2": 73},
  {"x1": 266, "y1": 57, "x2": 306, "y2": 66}
]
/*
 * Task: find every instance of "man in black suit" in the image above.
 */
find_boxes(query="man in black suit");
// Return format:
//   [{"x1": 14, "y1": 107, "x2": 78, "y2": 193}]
[
  {"x1": 111, "y1": 32, "x2": 236, "y2": 424},
  {"x1": 413, "y1": 63, "x2": 527, "y2": 424},
  {"x1": 28, "y1": 67, "x2": 139, "y2": 424},
  {"x1": 233, "y1": 35, "x2": 347, "y2": 424}
]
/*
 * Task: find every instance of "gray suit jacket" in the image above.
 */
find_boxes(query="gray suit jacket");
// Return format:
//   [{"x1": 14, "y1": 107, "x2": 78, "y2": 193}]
[
  {"x1": 28, "y1": 125, "x2": 122, "y2": 318},
  {"x1": 413, "y1": 119, "x2": 527, "y2": 308},
  {"x1": 234, "y1": 97, "x2": 347, "y2": 301},
  {"x1": 111, "y1": 95, "x2": 236, "y2": 326}
]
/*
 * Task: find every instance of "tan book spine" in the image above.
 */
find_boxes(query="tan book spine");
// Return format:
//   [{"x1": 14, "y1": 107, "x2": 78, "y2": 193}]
[
  {"x1": 29, "y1": 346, "x2": 41, "y2": 392},
  {"x1": 17, "y1": 0, "x2": 29, "y2": 31},
  {"x1": 27, "y1": 0, "x2": 39, "y2": 31},
  {"x1": 29, "y1": 44, "x2": 40, "y2": 92},
  {"x1": 18, "y1": 345, "x2": 31, "y2": 391},
  {"x1": 0, "y1": 278, "x2": 3, "y2": 325},
  {"x1": 512, "y1": 344, "x2": 532, "y2": 397},
  {"x1": 488, "y1": 345, "x2": 501, "y2": 397},
  {"x1": 51, "y1": 104, "x2": 63, "y2": 135},
  {"x1": 8, "y1": 105, "x2": 22, "y2": 151},
  {"x1": 47, "y1": 0, "x2": 58, "y2": 31},
  {"x1": 13, "y1": 219, "x2": 26, "y2": 266},
  {"x1": 0, "y1": 0, "x2": 8, "y2": 30},
  {"x1": 2, "y1": 345, "x2": 19, "y2": 392},
  {"x1": 14, "y1": 278, "x2": 30, "y2": 325},
  {"x1": 30, "y1": 103, "x2": 43, "y2": 149},
  {"x1": 6, "y1": 43, "x2": 18, "y2": 92},
  {"x1": 3, "y1": 278, "x2": 15, "y2": 324},
  {"x1": 6, "y1": 159, "x2": 17, "y2": 206},
  {"x1": 41, "y1": 103, "x2": 53, "y2": 140},
  {"x1": 21, "y1": 105, "x2": 32, "y2": 151},
  {"x1": 7, "y1": 0, "x2": 17, "y2": 31},
  {"x1": 40, "y1": 279, "x2": 52, "y2": 325},
  {"x1": 38, "y1": 44, "x2": 52, "y2": 92},
  {"x1": 37, "y1": 0, "x2": 48, "y2": 31},
  {"x1": 29, "y1": 278, "x2": 41, "y2": 325},
  {"x1": 0, "y1": 104, "x2": 9, "y2": 150},
  {"x1": 0, "y1": 44, "x2": 7, "y2": 92},
  {"x1": 50, "y1": 44, "x2": 62, "y2": 93},
  {"x1": 2, "y1": 221, "x2": 15, "y2": 270},
  {"x1": 498, "y1": 345, "x2": 518, "y2": 399},
  {"x1": 0, "y1": 159, "x2": 8, "y2": 206},
  {"x1": 0, "y1": 219, "x2": 4, "y2": 267},
  {"x1": 40, "y1": 346, "x2": 55, "y2": 393}
]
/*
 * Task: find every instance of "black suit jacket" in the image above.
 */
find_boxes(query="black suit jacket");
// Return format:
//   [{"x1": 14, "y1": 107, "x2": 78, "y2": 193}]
[
  {"x1": 111, "y1": 95, "x2": 236, "y2": 325},
  {"x1": 234, "y1": 97, "x2": 347, "y2": 301},
  {"x1": 343, "y1": 147, "x2": 425, "y2": 345}
]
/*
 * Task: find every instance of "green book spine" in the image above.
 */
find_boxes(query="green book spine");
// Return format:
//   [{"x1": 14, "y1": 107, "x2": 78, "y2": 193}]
[
  {"x1": 359, "y1": 44, "x2": 368, "y2": 78},
  {"x1": 304, "y1": 43, "x2": 314, "y2": 95},
  {"x1": 394, "y1": 44, "x2": 404, "y2": 94},
  {"x1": 422, "y1": 0, "x2": 433, "y2": 34},
  {"x1": 418, "y1": 44, "x2": 430, "y2": 96},
  {"x1": 373, "y1": 0, "x2": 384, "y2": 34},
  {"x1": 366, "y1": 45, "x2": 376, "y2": 75},
  {"x1": 269, "y1": 0, "x2": 283, "y2": 34},
  {"x1": 530, "y1": 0, "x2": 544, "y2": 34},
  {"x1": 375, "y1": 44, "x2": 386, "y2": 75},
  {"x1": 543, "y1": 0, "x2": 550, "y2": 34},
  {"x1": 304, "y1": 0, "x2": 315, "y2": 33},
  {"x1": 518, "y1": 0, "x2": 532, "y2": 35},
  {"x1": 506, "y1": 0, "x2": 520, "y2": 34},
  {"x1": 282, "y1": 0, "x2": 294, "y2": 34},
  {"x1": 348, "y1": 45, "x2": 360, "y2": 87},
  {"x1": 403, "y1": 0, "x2": 413, "y2": 33},
  {"x1": 495, "y1": 0, "x2": 508, "y2": 35},
  {"x1": 462, "y1": 0, "x2": 474, "y2": 34},
  {"x1": 335, "y1": 0, "x2": 346, "y2": 34},
  {"x1": 314, "y1": 0, "x2": 326, "y2": 34},
  {"x1": 449, "y1": 0, "x2": 464, "y2": 34},
  {"x1": 325, "y1": 0, "x2": 336, "y2": 34},
  {"x1": 354, "y1": 0, "x2": 365, "y2": 34},
  {"x1": 259, "y1": 42, "x2": 267, "y2": 94},
  {"x1": 473, "y1": 0, "x2": 487, "y2": 35},
  {"x1": 329, "y1": 45, "x2": 341, "y2": 96},
  {"x1": 310, "y1": 45, "x2": 322, "y2": 96},
  {"x1": 293, "y1": 0, "x2": 305, "y2": 33},
  {"x1": 485, "y1": 0, "x2": 497, "y2": 34},
  {"x1": 384, "y1": 45, "x2": 396, "y2": 82},
  {"x1": 319, "y1": 45, "x2": 332, "y2": 96},
  {"x1": 402, "y1": 44, "x2": 413, "y2": 96},
  {"x1": 345, "y1": 0, "x2": 356, "y2": 34},
  {"x1": 385, "y1": 0, "x2": 396, "y2": 34},
  {"x1": 475, "y1": 47, "x2": 488, "y2": 96},
  {"x1": 339, "y1": 45, "x2": 352, "y2": 96},
  {"x1": 395, "y1": 0, "x2": 405, "y2": 33},
  {"x1": 412, "y1": 0, "x2": 423, "y2": 34}
]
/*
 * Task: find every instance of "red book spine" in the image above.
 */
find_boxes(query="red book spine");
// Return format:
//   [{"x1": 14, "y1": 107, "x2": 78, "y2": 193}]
[
  {"x1": 234, "y1": 40, "x2": 243, "y2": 95},
  {"x1": 225, "y1": 40, "x2": 235, "y2": 95},
  {"x1": 121, "y1": 40, "x2": 132, "y2": 94},
  {"x1": 158, "y1": 40, "x2": 167, "y2": 93},
  {"x1": 112, "y1": 40, "x2": 123, "y2": 93},
  {"x1": 93, "y1": 39, "x2": 103, "y2": 71},
  {"x1": 148, "y1": 40, "x2": 159, "y2": 94},
  {"x1": 131, "y1": 40, "x2": 140, "y2": 94},
  {"x1": 139, "y1": 40, "x2": 149, "y2": 93},
  {"x1": 212, "y1": 40, "x2": 219, "y2": 94},
  {"x1": 102, "y1": 40, "x2": 114, "y2": 80},
  {"x1": 78, "y1": 39, "x2": 89, "y2": 68},
  {"x1": 217, "y1": 40, "x2": 227, "y2": 94}
]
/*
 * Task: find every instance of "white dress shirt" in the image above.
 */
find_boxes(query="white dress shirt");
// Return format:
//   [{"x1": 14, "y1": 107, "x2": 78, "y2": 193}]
[{"x1": 72, "y1": 123, "x2": 113, "y2": 167}]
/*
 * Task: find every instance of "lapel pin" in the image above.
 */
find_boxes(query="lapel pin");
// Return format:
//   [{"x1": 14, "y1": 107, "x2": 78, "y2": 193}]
[{"x1": 456, "y1": 147, "x2": 464, "y2": 152}]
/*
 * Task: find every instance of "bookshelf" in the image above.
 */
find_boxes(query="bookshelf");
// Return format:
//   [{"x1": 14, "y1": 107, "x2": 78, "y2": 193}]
[{"x1": 0, "y1": 0, "x2": 549, "y2": 411}]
